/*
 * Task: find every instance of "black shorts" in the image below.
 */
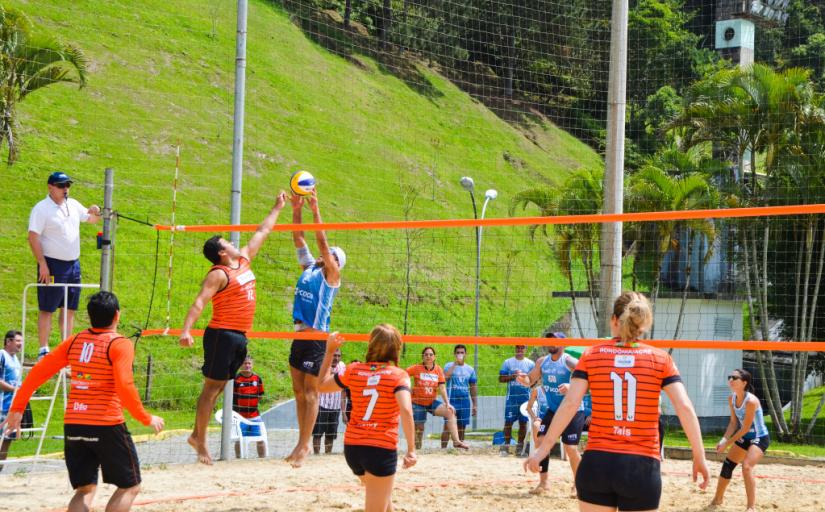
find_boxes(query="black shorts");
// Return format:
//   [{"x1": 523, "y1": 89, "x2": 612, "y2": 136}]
[
  {"x1": 289, "y1": 338, "x2": 326, "y2": 376},
  {"x1": 64, "y1": 423, "x2": 141, "y2": 489},
  {"x1": 538, "y1": 409, "x2": 586, "y2": 445},
  {"x1": 37, "y1": 257, "x2": 81, "y2": 312},
  {"x1": 202, "y1": 327, "x2": 248, "y2": 381},
  {"x1": 575, "y1": 450, "x2": 662, "y2": 511},
  {"x1": 344, "y1": 444, "x2": 397, "y2": 477},
  {"x1": 735, "y1": 435, "x2": 770, "y2": 453},
  {"x1": 313, "y1": 407, "x2": 340, "y2": 439}
]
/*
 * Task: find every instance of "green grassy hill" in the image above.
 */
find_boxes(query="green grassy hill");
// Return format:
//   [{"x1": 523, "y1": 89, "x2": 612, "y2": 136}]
[{"x1": 1, "y1": 0, "x2": 602, "y2": 454}]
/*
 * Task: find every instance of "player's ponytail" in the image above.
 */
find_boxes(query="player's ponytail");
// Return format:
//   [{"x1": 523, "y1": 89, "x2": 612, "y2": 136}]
[
  {"x1": 364, "y1": 323, "x2": 403, "y2": 365},
  {"x1": 612, "y1": 291, "x2": 652, "y2": 343}
]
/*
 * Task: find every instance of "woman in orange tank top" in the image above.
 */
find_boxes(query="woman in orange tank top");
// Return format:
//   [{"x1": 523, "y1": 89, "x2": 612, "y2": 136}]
[
  {"x1": 525, "y1": 292, "x2": 709, "y2": 512},
  {"x1": 317, "y1": 325, "x2": 416, "y2": 512}
]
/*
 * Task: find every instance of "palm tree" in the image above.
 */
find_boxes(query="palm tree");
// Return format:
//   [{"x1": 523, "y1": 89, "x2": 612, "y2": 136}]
[
  {"x1": 626, "y1": 147, "x2": 719, "y2": 340},
  {"x1": 0, "y1": 6, "x2": 87, "y2": 164},
  {"x1": 511, "y1": 167, "x2": 604, "y2": 335},
  {"x1": 672, "y1": 64, "x2": 816, "y2": 438}
]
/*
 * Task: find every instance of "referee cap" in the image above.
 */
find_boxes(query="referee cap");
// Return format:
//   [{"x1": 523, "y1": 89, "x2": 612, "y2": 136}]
[{"x1": 47, "y1": 171, "x2": 73, "y2": 185}]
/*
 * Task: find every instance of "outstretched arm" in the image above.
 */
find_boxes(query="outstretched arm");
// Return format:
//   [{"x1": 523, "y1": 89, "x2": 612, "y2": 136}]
[
  {"x1": 241, "y1": 192, "x2": 287, "y2": 261},
  {"x1": 179, "y1": 270, "x2": 227, "y2": 347},
  {"x1": 111, "y1": 339, "x2": 164, "y2": 432},
  {"x1": 307, "y1": 190, "x2": 340, "y2": 286}
]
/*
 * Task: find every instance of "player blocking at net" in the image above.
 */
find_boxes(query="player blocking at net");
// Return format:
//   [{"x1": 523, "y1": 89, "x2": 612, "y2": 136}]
[
  {"x1": 286, "y1": 189, "x2": 346, "y2": 467},
  {"x1": 179, "y1": 191, "x2": 288, "y2": 465},
  {"x1": 1, "y1": 291, "x2": 164, "y2": 512},
  {"x1": 525, "y1": 292, "x2": 709, "y2": 512},
  {"x1": 316, "y1": 325, "x2": 416, "y2": 512}
]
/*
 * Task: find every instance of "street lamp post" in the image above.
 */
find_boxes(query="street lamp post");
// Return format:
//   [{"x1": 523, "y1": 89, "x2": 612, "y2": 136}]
[{"x1": 460, "y1": 177, "x2": 497, "y2": 430}]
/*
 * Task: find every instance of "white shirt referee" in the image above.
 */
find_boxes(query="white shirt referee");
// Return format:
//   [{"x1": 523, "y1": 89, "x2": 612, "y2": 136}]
[{"x1": 27, "y1": 172, "x2": 100, "y2": 358}]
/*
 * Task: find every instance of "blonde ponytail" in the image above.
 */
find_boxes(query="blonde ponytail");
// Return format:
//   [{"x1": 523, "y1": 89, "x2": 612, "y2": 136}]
[{"x1": 612, "y1": 291, "x2": 653, "y2": 343}]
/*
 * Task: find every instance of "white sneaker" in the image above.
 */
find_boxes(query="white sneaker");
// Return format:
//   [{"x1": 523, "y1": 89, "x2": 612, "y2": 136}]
[{"x1": 37, "y1": 347, "x2": 49, "y2": 362}]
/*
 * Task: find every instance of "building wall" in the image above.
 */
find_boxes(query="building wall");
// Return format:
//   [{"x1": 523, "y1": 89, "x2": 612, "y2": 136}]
[{"x1": 570, "y1": 297, "x2": 743, "y2": 419}]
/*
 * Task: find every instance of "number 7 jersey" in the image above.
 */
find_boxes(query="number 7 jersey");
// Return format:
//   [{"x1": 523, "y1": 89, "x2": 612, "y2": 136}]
[
  {"x1": 334, "y1": 363, "x2": 411, "y2": 450},
  {"x1": 572, "y1": 341, "x2": 681, "y2": 460}
]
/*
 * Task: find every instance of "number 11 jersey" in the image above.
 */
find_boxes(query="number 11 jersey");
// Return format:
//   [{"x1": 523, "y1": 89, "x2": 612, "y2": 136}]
[
  {"x1": 572, "y1": 340, "x2": 681, "y2": 460},
  {"x1": 335, "y1": 363, "x2": 411, "y2": 450}
]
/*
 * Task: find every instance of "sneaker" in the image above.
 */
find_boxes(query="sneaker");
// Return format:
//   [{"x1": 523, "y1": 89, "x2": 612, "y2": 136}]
[
  {"x1": 499, "y1": 446, "x2": 510, "y2": 456},
  {"x1": 37, "y1": 347, "x2": 49, "y2": 362}
]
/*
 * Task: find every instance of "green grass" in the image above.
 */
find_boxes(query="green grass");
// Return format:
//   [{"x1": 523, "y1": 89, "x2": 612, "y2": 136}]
[
  {"x1": 0, "y1": 0, "x2": 603, "y2": 452},
  {"x1": 663, "y1": 430, "x2": 825, "y2": 459}
]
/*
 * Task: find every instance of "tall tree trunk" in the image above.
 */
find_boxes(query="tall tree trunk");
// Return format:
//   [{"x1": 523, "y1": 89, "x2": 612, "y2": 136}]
[
  {"x1": 649, "y1": 253, "x2": 664, "y2": 340},
  {"x1": 790, "y1": 221, "x2": 804, "y2": 430},
  {"x1": 793, "y1": 219, "x2": 814, "y2": 430},
  {"x1": 756, "y1": 224, "x2": 789, "y2": 435},
  {"x1": 584, "y1": 252, "x2": 600, "y2": 327},
  {"x1": 743, "y1": 229, "x2": 784, "y2": 433},
  {"x1": 672, "y1": 232, "x2": 694, "y2": 341},
  {"x1": 380, "y1": 0, "x2": 392, "y2": 49},
  {"x1": 800, "y1": 220, "x2": 825, "y2": 436},
  {"x1": 343, "y1": 0, "x2": 352, "y2": 28},
  {"x1": 806, "y1": 390, "x2": 825, "y2": 436},
  {"x1": 568, "y1": 263, "x2": 585, "y2": 338}
]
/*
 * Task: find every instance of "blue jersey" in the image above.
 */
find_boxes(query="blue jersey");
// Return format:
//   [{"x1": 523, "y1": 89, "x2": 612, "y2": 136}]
[
  {"x1": 540, "y1": 353, "x2": 584, "y2": 413},
  {"x1": 444, "y1": 362, "x2": 477, "y2": 400},
  {"x1": 582, "y1": 393, "x2": 593, "y2": 417},
  {"x1": 500, "y1": 357, "x2": 535, "y2": 403},
  {"x1": 0, "y1": 350, "x2": 22, "y2": 414},
  {"x1": 732, "y1": 392, "x2": 769, "y2": 440},
  {"x1": 292, "y1": 265, "x2": 339, "y2": 332}
]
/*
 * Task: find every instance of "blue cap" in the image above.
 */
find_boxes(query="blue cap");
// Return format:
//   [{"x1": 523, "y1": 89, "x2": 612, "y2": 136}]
[
  {"x1": 545, "y1": 331, "x2": 566, "y2": 338},
  {"x1": 47, "y1": 172, "x2": 73, "y2": 185}
]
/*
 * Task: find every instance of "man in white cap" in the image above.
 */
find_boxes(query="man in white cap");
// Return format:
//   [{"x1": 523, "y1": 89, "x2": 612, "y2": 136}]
[
  {"x1": 286, "y1": 188, "x2": 345, "y2": 468},
  {"x1": 28, "y1": 172, "x2": 100, "y2": 360}
]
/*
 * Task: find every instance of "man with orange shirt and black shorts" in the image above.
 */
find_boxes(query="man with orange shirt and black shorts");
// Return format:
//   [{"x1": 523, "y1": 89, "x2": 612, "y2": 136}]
[
  {"x1": 1, "y1": 291, "x2": 164, "y2": 512},
  {"x1": 179, "y1": 192, "x2": 287, "y2": 465}
]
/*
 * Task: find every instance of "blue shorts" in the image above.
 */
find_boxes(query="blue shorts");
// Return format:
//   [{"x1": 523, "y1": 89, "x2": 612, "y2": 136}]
[
  {"x1": 504, "y1": 398, "x2": 528, "y2": 424},
  {"x1": 37, "y1": 257, "x2": 81, "y2": 312},
  {"x1": 451, "y1": 397, "x2": 472, "y2": 427},
  {"x1": 412, "y1": 400, "x2": 442, "y2": 425},
  {"x1": 239, "y1": 417, "x2": 263, "y2": 437}
]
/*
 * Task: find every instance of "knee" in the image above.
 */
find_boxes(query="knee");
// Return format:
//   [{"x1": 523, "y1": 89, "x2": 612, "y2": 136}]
[
  {"x1": 123, "y1": 484, "x2": 141, "y2": 496},
  {"x1": 720, "y1": 458, "x2": 738, "y2": 479},
  {"x1": 742, "y1": 461, "x2": 755, "y2": 475}
]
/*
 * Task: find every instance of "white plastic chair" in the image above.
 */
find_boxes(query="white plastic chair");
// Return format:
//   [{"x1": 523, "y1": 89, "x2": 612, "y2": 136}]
[{"x1": 214, "y1": 409, "x2": 269, "y2": 458}]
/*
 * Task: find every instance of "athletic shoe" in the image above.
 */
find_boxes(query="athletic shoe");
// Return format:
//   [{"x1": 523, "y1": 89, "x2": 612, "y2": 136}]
[
  {"x1": 37, "y1": 347, "x2": 49, "y2": 362},
  {"x1": 499, "y1": 446, "x2": 509, "y2": 456}
]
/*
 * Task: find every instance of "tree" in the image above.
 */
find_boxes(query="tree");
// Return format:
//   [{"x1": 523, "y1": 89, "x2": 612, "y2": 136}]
[
  {"x1": 512, "y1": 167, "x2": 604, "y2": 335},
  {"x1": 0, "y1": 6, "x2": 87, "y2": 165},
  {"x1": 626, "y1": 147, "x2": 719, "y2": 340},
  {"x1": 673, "y1": 64, "x2": 817, "y2": 439}
]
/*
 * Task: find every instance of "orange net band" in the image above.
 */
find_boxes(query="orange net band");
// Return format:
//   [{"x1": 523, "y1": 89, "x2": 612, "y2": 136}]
[
  {"x1": 141, "y1": 329, "x2": 825, "y2": 351},
  {"x1": 154, "y1": 203, "x2": 825, "y2": 233}
]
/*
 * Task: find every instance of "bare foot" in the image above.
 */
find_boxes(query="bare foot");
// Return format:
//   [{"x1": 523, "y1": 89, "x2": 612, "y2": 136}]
[
  {"x1": 529, "y1": 484, "x2": 550, "y2": 495},
  {"x1": 188, "y1": 434, "x2": 213, "y2": 465},
  {"x1": 453, "y1": 440, "x2": 470, "y2": 450},
  {"x1": 289, "y1": 443, "x2": 312, "y2": 468}
]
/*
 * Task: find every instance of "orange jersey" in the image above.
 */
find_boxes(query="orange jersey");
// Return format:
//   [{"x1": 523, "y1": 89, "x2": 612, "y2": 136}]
[
  {"x1": 10, "y1": 329, "x2": 152, "y2": 426},
  {"x1": 335, "y1": 362, "x2": 410, "y2": 450},
  {"x1": 405, "y1": 364, "x2": 445, "y2": 406},
  {"x1": 573, "y1": 340, "x2": 681, "y2": 460},
  {"x1": 208, "y1": 256, "x2": 256, "y2": 333}
]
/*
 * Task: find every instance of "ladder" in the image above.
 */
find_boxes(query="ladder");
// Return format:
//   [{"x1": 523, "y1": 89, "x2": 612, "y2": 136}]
[{"x1": 2, "y1": 282, "x2": 99, "y2": 469}]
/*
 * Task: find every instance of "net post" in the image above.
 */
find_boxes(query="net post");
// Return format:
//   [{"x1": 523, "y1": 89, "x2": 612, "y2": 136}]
[
  {"x1": 599, "y1": 0, "x2": 629, "y2": 336},
  {"x1": 222, "y1": 0, "x2": 249, "y2": 462},
  {"x1": 100, "y1": 168, "x2": 115, "y2": 292}
]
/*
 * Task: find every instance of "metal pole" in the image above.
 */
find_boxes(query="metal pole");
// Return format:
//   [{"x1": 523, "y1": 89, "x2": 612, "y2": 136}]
[
  {"x1": 222, "y1": 0, "x2": 248, "y2": 461},
  {"x1": 469, "y1": 192, "x2": 479, "y2": 430},
  {"x1": 100, "y1": 168, "x2": 114, "y2": 292},
  {"x1": 598, "y1": 0, "x2": 628, "y2": 337}
]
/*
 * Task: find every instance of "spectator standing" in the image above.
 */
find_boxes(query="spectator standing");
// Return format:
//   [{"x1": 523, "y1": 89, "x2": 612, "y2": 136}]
[
  {"x1": 0, "y1": 330, "x2": 23, "y2": 470},
  {"x1": 313, "y1": 348, "x2": 345, "y2": 454},
  {"x1": 498, "y1": 344, "x2": 534, "y2": 455},
  {"x1": 440, "y1": 344, "x2": 477, "y2": 447}
]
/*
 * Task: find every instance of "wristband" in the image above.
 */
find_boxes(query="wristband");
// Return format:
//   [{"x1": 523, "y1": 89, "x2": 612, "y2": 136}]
[{"x1": 719, "y1": 436, "x2": 728, "y2": 445}]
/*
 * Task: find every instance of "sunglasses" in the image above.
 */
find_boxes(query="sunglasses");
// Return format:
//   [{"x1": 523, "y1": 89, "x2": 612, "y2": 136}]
[
  {"x1": 727, "y1": 375, "x2": 742, "y2": 381},
  {"x1": 53, "y1": 182, "x2": 71, "y2": 189}
]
